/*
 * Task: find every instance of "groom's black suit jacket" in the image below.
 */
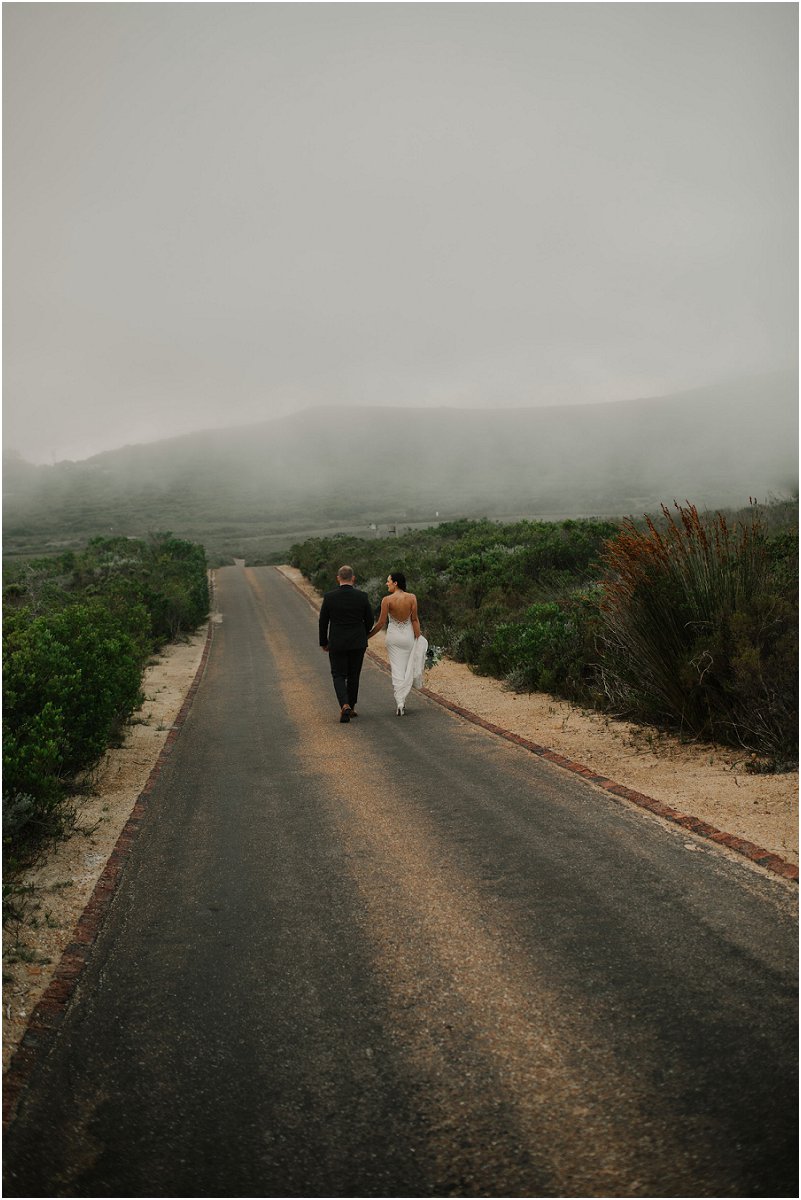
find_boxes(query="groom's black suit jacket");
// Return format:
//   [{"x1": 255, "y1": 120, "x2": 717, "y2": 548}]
[{"x1": 319, "y1": 584, "x2": 373, "y2": 652}]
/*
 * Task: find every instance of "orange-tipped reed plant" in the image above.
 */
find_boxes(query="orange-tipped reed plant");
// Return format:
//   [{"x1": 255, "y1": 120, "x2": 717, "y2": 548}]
[{"x1": 598, "y1": 502, "x2": 796, "y2": 759}]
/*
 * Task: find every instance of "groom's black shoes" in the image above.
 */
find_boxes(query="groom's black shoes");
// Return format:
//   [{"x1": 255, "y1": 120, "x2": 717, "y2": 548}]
[{"x1": 340, "y1": 705, "x2": 352, "y2": 723}]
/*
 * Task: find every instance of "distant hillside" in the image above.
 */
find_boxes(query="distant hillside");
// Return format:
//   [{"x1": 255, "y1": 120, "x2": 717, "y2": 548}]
[{"x1": 4, "y1": 372, "x2": 797, "y2": 556}]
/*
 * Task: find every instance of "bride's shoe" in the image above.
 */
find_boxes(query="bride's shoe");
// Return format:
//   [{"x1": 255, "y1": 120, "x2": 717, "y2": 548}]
[{"x1": 396, "y1": 704, "x2": 405, "y2": 716}]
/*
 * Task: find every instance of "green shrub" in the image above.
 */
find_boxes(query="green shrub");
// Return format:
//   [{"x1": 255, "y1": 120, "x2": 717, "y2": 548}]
[
  {"x1": 2, "y1": 533, "x2": 209, "y2": 871},
  {"x1": 3, "y1": 603, "x2": 143, "y2": 866},
  {"x1": 447, "y1": 600, "x2": 509, "y2": 666},
  {"x1": 289, "y1": 517, "x2": 616, "y2": 633},
  {"x1": 484, "y1": 592, "x2": 603, "y2": 702},
  {"x1": 2, "y1": 790, "x2": 71, "y2": 867},
  {"x1": 79, "y1": 533, "x2": 209, "y2": 646},
  {"x1": 726, "y1": 591, "x2": 798, "y2": 761}
]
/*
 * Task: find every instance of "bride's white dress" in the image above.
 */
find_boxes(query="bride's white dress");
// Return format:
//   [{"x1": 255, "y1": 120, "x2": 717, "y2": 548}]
[{"x1": 385, "y1": 614, "x2": 428, "y2": 710}]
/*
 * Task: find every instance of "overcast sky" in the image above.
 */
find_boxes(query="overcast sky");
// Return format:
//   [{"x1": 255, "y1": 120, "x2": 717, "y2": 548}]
[{"x1": 4, "y1": 2, "x2": 798, "y2": 464}]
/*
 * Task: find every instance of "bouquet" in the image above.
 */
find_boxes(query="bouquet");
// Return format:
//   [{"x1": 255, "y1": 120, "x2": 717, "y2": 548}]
[{"x1": 425, "y1": 644, "x2": 444, "y2": 671}]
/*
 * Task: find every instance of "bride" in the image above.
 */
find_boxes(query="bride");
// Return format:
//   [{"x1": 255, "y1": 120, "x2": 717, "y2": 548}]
[{"x1": 368, "y1": 572, "x2": 428, "y2": 715}]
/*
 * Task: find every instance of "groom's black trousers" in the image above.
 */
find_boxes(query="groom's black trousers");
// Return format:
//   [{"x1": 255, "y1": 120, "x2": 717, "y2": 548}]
[{"x1": 328, "y1": 647, "x2": 366, "y2": 709}]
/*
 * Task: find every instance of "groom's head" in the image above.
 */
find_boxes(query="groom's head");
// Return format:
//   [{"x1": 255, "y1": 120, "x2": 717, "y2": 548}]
[{"x1": 337, "y1": 565, "x2": 355, "y2": 585}]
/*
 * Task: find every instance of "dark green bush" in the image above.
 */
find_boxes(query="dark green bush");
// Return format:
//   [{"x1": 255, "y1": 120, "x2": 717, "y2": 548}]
[
  {"x1": 726, "y1": 591, "x2": 798, "y2": 761},
  {"x1": 447, "y1": 600, "x2": 510, "y2": 666},
  {"x1": 484, "y1": 592, "x2": 604, "y2": 702},
  {"x1": 290, "y1": 517, "x2": 616, "y2": 636},
  {"x1": 77, "y1": 533, "x2": 209, "y2": 646},
  {"x1": 3, "y1": 533, "x2": 209, "y2": 871},
  {"x1": 3, "y1": 603, "x2": 144, "y2": 865}
]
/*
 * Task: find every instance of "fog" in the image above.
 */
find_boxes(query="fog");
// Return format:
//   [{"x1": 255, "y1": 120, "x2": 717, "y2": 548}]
[{"x1": 3, "y1": 3, "x2": 797, "y2": 465}]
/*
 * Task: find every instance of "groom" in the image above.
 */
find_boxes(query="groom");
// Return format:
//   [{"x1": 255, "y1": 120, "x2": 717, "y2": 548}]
[{"x1": 319, "y1": 565, "x2": 374, "y2": 723}]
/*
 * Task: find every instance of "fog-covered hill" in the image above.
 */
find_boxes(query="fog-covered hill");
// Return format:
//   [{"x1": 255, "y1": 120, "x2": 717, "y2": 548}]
[{"x1": 4, "y1": 372, "x2": 797, "y2": 555}]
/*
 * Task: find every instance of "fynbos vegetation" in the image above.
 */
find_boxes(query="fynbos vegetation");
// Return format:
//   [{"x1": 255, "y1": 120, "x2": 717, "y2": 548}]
[
  {"x1": 292, "y1": 501, "x2": 797, "y2": 765},
  {"x1": 3, "y1": 534, "x2": 209, "y2": 873},
  {"x1": 598, "y1": 503, "x2": 797, "y2": 760},
  {"x1": 292, "y1": 518, "x2": 620, "y2": 707}
]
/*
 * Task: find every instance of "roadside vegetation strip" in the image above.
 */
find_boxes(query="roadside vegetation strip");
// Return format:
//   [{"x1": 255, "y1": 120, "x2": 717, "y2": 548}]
[
  {"x1": 2, "y1": 588, "x2": 217, "y2": 1131},
  {"x1": 278, "y1": 566, "x2": 798, "y2": 885},
  {"x1": 3, "y1": 533, "x2": 212, "y2": 873},
  {"x1": 289, "y1": 503, "x2": 798, "y2": 767}
]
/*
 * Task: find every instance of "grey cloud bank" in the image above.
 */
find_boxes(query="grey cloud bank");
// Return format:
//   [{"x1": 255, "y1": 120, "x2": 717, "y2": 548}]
[{"x1": 3, "y1": 3, "x2": 797, "y2": 464}]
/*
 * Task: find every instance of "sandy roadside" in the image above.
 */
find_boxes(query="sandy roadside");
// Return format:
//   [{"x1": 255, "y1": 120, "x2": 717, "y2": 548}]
[
  {"x1": 3, "y1": 623, "x2": 211, "y2": 1073},
  {"x1": 4, "y1": 565, "x2": 796, "y2": 1073}
]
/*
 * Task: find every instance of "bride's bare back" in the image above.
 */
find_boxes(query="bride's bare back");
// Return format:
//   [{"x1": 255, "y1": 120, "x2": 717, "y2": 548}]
[
  {"x1": 369, "y1": 589, "x2": 420, "y2": 640},
  {"x1": 387, "y1": 593, "x2": 416, "y2": 622}
]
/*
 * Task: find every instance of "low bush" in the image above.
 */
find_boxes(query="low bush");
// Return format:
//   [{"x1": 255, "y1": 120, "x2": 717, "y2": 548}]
[
  {"x1": 3, "y1": 603, "x2": 144, "y2": 866},
  {"x1": 3, "y1": 533, "x2": 209, "y2": 873},
  {"x1": 290, "y1": 517, "x2": 617, "y2": 636},
  {"x1": 486, "y1": 591, "x2": 605, "y2": 703},
  {"x1": 72, "y1": 533, "x2": 209, "y2": 647}
]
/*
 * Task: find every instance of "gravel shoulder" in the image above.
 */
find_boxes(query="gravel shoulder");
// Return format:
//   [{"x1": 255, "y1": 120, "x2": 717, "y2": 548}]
[
  {"x1": 4, "y1": 565, "x2": 796, "y2": 1074},
  {"x1": 3, "y1": 624, "x2": 210, "y2": 1072}
]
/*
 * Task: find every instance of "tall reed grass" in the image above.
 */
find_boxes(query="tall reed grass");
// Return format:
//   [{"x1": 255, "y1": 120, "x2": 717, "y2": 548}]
[{"x1": 598, "y1": 503, "x2": 796, "y2": 760}]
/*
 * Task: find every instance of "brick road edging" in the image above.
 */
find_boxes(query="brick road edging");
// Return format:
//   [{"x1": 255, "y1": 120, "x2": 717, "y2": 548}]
[
  {"x1": 2, "y1": 577, "x2": 218, "y2": 1130},
  {"x1": 412, "y1": 688, "x2": 799, "y2": 883},
  {"x1": 282, "y1": 566, "x2": 798, "y2": 887}
]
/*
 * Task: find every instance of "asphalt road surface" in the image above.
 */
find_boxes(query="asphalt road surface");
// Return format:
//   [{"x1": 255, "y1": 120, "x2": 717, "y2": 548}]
[{"x1": 4, "y1": 566, "x2": 797, "y2": 1198}]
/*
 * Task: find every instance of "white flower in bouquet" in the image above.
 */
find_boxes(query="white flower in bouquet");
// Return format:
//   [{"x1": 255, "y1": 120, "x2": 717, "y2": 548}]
[{"x1": 425, "y1": 644, "x2": 444, "y2": 670}]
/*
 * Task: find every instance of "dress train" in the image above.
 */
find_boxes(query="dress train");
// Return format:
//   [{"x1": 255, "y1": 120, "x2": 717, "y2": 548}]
[{"x1": 385, "y1": 616, "x2": 428, "y2": 712}]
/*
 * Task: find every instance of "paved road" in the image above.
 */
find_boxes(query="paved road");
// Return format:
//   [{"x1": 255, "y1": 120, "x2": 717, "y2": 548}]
[{"x1": 4, "y1": 566, "x2": 797, "y2": 1198}]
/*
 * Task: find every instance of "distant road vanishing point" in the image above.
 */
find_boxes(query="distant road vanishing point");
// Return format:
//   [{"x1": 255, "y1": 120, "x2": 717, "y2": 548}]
[{"x1": 4, "y1": 566, "x2": 797, "y2": 1198}]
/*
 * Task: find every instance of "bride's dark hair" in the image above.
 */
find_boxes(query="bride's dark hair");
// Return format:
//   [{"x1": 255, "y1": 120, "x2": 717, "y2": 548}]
[{"x1": 389, "y1": 571, "x2": 407, "y2": 591}]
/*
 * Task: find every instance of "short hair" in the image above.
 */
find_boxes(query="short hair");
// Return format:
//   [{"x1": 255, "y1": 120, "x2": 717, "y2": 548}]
[
  {"x1": 389, "y1": 571, "x2": 407, "y2": 591},
  {"x1": 337, "y1": 564, "x2": 355, "y2": 581}
]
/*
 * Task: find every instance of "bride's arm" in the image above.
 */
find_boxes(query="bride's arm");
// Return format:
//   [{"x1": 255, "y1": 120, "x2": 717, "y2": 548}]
[
  {"x1": 410, "y1": 594, "x2": 421, "y2": 639},
  {"x1": 368, "y1": 596, "x2": 389, "y2": 639}
]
